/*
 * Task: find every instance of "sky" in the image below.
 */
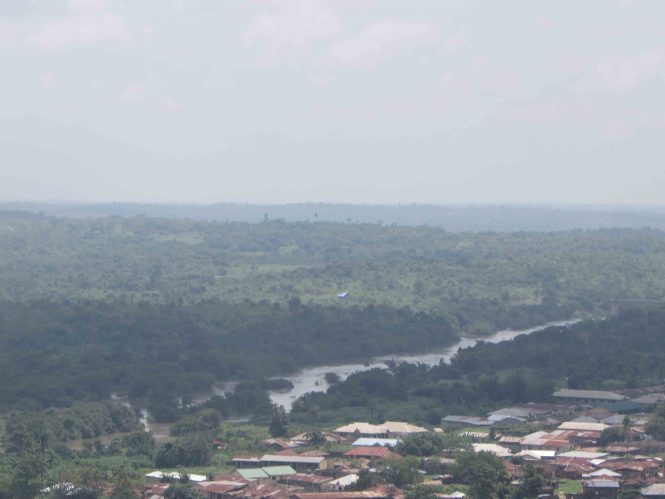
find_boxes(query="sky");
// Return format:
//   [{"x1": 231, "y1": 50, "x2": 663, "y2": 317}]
[{"x1": 1, "y1": 0, "x2": 665, "y2": 204}]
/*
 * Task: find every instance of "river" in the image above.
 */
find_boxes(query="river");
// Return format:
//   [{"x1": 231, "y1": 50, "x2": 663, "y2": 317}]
[
  {"x1": 231, "y1": 318, "x2": 579, "y2": 411},
  {"x1": 130, "y1": 318, "x2": 579, "y2": 428}
]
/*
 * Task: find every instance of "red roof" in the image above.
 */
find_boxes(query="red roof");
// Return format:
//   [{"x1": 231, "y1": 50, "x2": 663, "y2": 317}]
[
  {"x1": 200, "y1": 481, "x2": 248, "y2": 494},
  {"x1": 344, "y1": 447, "x2": 401, "y2": 460}
]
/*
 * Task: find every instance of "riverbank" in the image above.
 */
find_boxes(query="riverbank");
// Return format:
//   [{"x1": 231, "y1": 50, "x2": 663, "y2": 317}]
[{"x1": 267, "y1": 318, "x2": 580, "y2": 410}]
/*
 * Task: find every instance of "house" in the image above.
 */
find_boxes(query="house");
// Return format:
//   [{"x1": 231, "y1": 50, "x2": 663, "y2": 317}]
[
  {"x1": 642, "y1": 483, "x2": 665, "y2": 497},
  {"x1": 326, "y1": 474, "x2": 359, "y2": 491},
  {"x1": 519, "y1": 431, "x2": 574, "y2": 451},
  {"x1": 233, "y1": 456, "x2": 263, "y2": 468},
  {"x1": 515, "y1": 450, "x2": 556, "y2": 461},
  {"x1": 279, "y1": 473, "x2": 332, "y2": 491},
  {"x1": 632, "y1": 393, "x2": 665, "y2": 406},
  {"x1": 602, "y1": 458, "x2": 663, "y2": 480},
  {"x1": 145, "y1": 471, "x2": 208, "y2": 482},
  {"x1": 334, "y1": 421, "x2": 427, "y2": 438},
  {"x1": 351, "y1": 438, "x2": 400, "y2": 448},
  {"x1": 441, "y1": 415, "x2": 491, "y2": 427},
  {"x1": 236, "y1": 467, "x2": 297, "y2": 481},
  {"x1": 557, "y1": 421, "x2": 609, "y2": 432},
  {"x1": 471, "y1": 443, "x2": 512, "y2": 459},
  {"x1": 582, "y1": 468, "x2": 622, "y2": 479},
  {"x1": 552, "y1": 389, "x2": 625, "y2": 405},
  {"x1": 288, "y1": 487, "x2": 399, "y2": 499},
  {"x1": 261, "y1": 455, "x2": 327, "y2": 471},
  {"x1": 344, "y1": 446, "x2": 402, "y2": 460},
  {"x1": 487, "y1": 403, "x2": 563, "y2": 420},
  {"x1": 142, "y1": 483, "x2": 171, "y2": 499},
  {"x1": 605, "y1": 445, "x2": 639, "y2": 455},
  {"x1": 227, "y1": 480, "x2": 293, "y2": 499},
  {"x1": 197, "y1": 480, "x2": 248, "y2": 499},
  {"x1": 582, "y1": 479, "x2": 620, "y2": 498}
]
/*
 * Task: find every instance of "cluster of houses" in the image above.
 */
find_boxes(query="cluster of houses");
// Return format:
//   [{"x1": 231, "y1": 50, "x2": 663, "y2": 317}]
[
  {"x1": 142, "y1": 388, "x2": 665, "y2": 499},
  {"x1": 142, "y1": 422, "x2": 431, "y2": 499},
  {"x1": 442, "y1": 388, "x2": 665, "y2": 497}
]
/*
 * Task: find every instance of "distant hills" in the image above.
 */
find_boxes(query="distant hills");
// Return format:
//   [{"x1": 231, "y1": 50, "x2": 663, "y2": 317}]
[{"x1": 3, "y1": 202, "x2": 665, "y2": 232}]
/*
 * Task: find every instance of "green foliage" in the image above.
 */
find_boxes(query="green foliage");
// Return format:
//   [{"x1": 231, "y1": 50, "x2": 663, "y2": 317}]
[
  {"x1": 452, "y1": 452, "x2": 510, "y2": 499},
  {"x1": 294, "y1": 308, "x2": 665, "y2": 420},
  {"x1": 405, "y1": 484, "x2": 440, "y2": 499},
  {"x1": 2, "y1": 403, "x2": 140, "y2": 450},
  {"x1": 646, "y1": 405, "x2": 665, "y2": 439},
  {"x1": 170, "y1": 410, "x2": 221, "y2": 436},
  {"x1": 378, "y1": 456, "x2": 423, "y2": 488},
  {"x1": 269, "y1": 405, "x2": 289, "y2": 437},
  {"x1": 510, "y1": 465, "x2": 544, "y2": 499},
  {"x1": 396, "y1": 433, "x2": 446, "y2": 457},
  {"x1": 108, "y1": 465, "x2": 140, "y2": 499},
  {"x1": 155, "y1": 437, "x2": 212, "y2": 467},
  {"x1": 599, "y1": 426, "x2": 625, "y2": 446},
  {"x1": 0, "y1": 299, "x2": 457, "y2": 412},
  {"x1": 164, "y1": 482, "x2": 205, "y2": 499}
]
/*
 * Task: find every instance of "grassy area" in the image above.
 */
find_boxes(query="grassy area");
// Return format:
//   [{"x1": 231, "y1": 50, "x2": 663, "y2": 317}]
[{"x1": 557, "y1": 478, "x2": 582, "y2": 495}]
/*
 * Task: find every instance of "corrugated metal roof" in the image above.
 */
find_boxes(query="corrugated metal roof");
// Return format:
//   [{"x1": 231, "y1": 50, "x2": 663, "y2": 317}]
[
  {"x1": 334, "y1": 421, "x2": 427, "y2": 434},
  {"x1": 261, "y1": 454, "x2": 325, "y2": 464},
  {"x1": 558, "y1": 421, "x2": 608, "y2": 432},
  {"x1": 352, "y1": 438, "x2": 400, "y2": 448},
  {"x1": 262, "y1": 466, "x2": 297, "y2": 476},
  {"x1": 642, "y1": 483, "x2": 665, "y2": 496},
  {"x1": 584, "y1": 479, "x2": 620, "y2": 488},
  {"x1": 553, "y1": 389, "x2": 625, "y2": 401},
  {"x1": 237, "y1": 468, "x2": 270, "y2": 479}
]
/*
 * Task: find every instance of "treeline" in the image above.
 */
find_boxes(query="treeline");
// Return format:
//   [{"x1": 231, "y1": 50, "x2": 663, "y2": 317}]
[
  {"x1": 7, "y1": 202, "x2": 665, "y2": 232},
  {"x1": 2, "y1": 402, "x2": 140, "y2": 449},
  {"x1": 0, "y1": 299, "x2": 457, "y2": 412},
  {"x1": 291, "y1": 306, "x2": 665, "y2": 424}
]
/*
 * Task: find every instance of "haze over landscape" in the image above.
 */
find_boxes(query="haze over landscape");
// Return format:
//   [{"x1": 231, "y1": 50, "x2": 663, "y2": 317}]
[{"x1": 1, "y1": 0, "x2": 665, "y2": 204}]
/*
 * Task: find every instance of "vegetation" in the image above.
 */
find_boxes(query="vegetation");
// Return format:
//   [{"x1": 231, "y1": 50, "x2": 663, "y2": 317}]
[
  {"x1": 646, "y1": 405, "x2": 665, "y2": 440},
  {"x1": 0, "y1": 299, "x2": 457, "y2": 412},
  {"x1": 3, "y1": 213, "x2": 665, "y2": 327},
  {"x1": 452, "y1": 451, "x2": 510, "y2": 499},
  {"x1": 292, "y1": 307, "x2": 665, "y2": 423}
]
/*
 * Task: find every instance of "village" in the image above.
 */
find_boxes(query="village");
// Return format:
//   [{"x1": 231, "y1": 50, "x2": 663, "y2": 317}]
[{"x1": 140, "y1": 388, "x2": 665, "y2": 499}]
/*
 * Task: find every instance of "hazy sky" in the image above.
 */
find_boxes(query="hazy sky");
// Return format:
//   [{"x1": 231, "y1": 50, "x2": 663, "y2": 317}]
[{"x1": 1, "y1": 0, "x2": 665, "y2": 204}]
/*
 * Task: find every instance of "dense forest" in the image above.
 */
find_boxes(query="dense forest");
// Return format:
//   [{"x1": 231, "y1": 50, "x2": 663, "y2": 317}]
[
  {"x1": 290, "y1": 306, "x2": 665, "y2": 424},
  {"x1": 0, "y1": 300, "x2": 457, "y2": 412},
  {"x1": 2, "y1": 212, "x2": 665, "y2": 331}
]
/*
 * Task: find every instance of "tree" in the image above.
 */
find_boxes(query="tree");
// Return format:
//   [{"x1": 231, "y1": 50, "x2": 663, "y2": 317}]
[
  {"x1": 599, "y1": 426, "x2": 624, "y2": 446},
  {"x1": 511, "y1": 465, "x2": 544, "y2": 499},
  {"x1": 164, "y1": 483, "x2": 204, "y2": 499},
  {"x1": 307, "y1": 431, "x2": 326, "y2": 446},
  {"x1": 7, "y1": 454, "x2": 48, "y2": 499},
  {"x1": 453, "y1": 451, "x2": 510, "y2": 499},
  {"x1": 109, "y1": 466, "x2": 139, "y2": 499},
  {"x1": 623, "y1": 416, "x2": 632, "y2": 442},
  {"x1": 397, "y1": 433, "x2": 446, "y2": 457},
  {"x1": 405, "y1": 484, "x2": 440, "y2": 499},
  {"x1": 378, "y1": 457, "x2": 423, "y2": 488},
  {"x1": 645, "y1": 405, "x2": 665, "y2": 440},
  {"x1": 269, "y1": 405, "x2": 289, "y2": 437}
]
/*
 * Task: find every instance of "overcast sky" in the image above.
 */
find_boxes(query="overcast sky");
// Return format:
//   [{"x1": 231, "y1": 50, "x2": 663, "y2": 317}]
[{"x1": 1, "y1": 0, "x2": 664, "y2": 204}]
